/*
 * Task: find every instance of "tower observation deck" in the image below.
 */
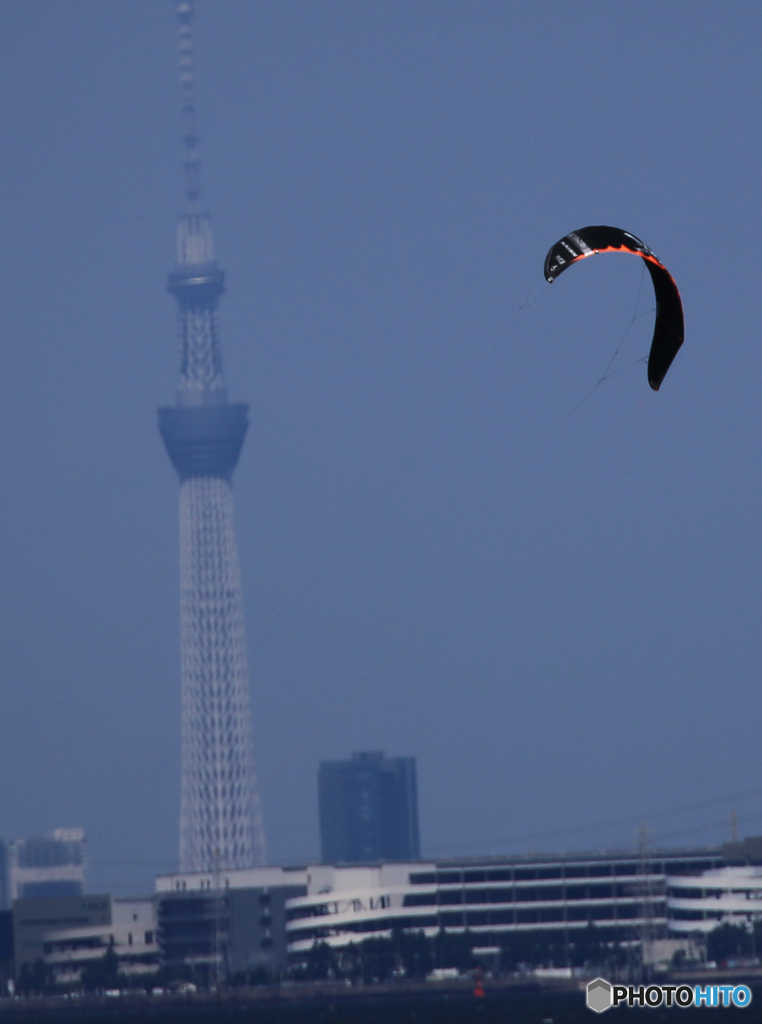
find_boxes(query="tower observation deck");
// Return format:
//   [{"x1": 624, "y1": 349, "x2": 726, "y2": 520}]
[{"x1": 159, "y1": 0, "x2": 266, "y2": 872}]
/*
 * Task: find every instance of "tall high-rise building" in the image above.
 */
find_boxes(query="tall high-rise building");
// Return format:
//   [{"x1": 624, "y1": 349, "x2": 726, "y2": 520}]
[
  {"x1": 318, "y1": 752, "x2": 420, "y2": 864},
  {"x1": 159, "y1": 0, "x2": 265, "y2": 873}
]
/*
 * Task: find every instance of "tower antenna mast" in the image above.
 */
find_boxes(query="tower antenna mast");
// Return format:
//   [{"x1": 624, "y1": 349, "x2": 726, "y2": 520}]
[{"x1": 176, "y1": 0, "x2": 201, "y2": 211}]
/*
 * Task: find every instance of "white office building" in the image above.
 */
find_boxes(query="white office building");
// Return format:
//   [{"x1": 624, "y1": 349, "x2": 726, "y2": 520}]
[
  {"x1": 667, "y1": 866, "x2": 762, "y2": 936},
  {"x1": 40, "y1": 897, "x2": 158, "y2": 984},
  {"x1": 285, "y1": 854, "x2": 699, "y2": 957}
]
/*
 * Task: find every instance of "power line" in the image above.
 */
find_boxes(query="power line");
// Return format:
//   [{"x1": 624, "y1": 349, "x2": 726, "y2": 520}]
[{"x1": 424, "y1": 785, "x2": 762, "y2": 856}]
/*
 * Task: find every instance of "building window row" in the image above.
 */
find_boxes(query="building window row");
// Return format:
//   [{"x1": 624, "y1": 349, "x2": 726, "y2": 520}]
[
  {"x1": 419, "y1": 884, "x2": 659, "y2": 905},
  {"x1": 408, "y1": 860, "x2": 720, "y2": 888},
  {"x1": 287, "y1": 903, "x2": 668, "y2": 943},
  {"x1": 290, "y1": 887, "x2": 668, "y2": 923}
]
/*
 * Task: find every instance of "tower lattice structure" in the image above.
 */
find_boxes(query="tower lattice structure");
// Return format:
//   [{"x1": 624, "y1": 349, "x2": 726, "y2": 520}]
[{"x1": 159, "y1": 0, "x2": 266, "y2": 872}]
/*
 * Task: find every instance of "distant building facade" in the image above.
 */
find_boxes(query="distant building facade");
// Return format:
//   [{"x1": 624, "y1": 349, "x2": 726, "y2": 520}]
[
  {"x1": 157, "y1": 845, "x2": 726, "y2": 970},
  {"x1": 40, "y1": 897, "x2": 158, "y2": 986},
  {"x1": 318, "y1": 752, "x2": 420, "y2": 864},
  {"x1": 667, "y1": 865, "x2": 762, "y2": 936},
  {"x1": 666, "y1": 838, "x2": 762, "y2": 938},
  {"x1": 0, "y1": 910, "x2": 12, "y2": 982},
  {"x1": 5, "y1": 828, "x2": 86, "y2": 905},
  {"x1": 0, "y1": 842, "x2": 7, "y2": 910},
  {"x1": 285, "y1": 849, "x2": 724, "y2": 959},
  {"x1": 12, "y1": 893, "x2": 110, "y2": 974},
  {"x1": 155, "y1": 866, "x2": 308, "y2": 977},
  {"x1": 158, "y1": 887, "x2": 301, "y2": 980}
]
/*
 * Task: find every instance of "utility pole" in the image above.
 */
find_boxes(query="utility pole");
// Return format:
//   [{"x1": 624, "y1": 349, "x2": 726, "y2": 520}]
[{"x1": 637, "y1": 824, "x2": 654, "y2": 983}]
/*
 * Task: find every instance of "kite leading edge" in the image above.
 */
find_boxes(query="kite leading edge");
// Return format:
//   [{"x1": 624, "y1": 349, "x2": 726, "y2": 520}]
[{"x1": 544, "y1": 225, "x2": 684, "y2": 391}]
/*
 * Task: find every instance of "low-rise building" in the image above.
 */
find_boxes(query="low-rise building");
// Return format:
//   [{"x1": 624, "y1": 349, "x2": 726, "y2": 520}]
[
  {"x1": 284, "y1": 850, "x2": 724, "y2": 960},
  {"x1": 12, "y1": 893, "x2": 110, "y2": 974},
  {"x1": 0, "y1": 841, "x2": 7, "y2": 910},
  {"x1": 666, "y1": 838, "x2": 762, "y2": 939},
  {"x1": 156, "y1": 847, "x2": 726, "y2": 971},
  {"x1": 667, "y1": 866, "x2": 762, "y2": 936},
  {"x1": 40, "y1": 897, "x2": 158, "y2": 985},
  {"x1": 0, "y1": 910, "x2": 12, "y2": 982},
  {"x1": 155, "y1": 865, "x2": 307, "y2": 977}
]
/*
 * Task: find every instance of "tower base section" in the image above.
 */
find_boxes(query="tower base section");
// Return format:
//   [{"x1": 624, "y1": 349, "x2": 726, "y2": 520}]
[{"x1": 179, "y1": 475, "x2": 265, "y2": 872}]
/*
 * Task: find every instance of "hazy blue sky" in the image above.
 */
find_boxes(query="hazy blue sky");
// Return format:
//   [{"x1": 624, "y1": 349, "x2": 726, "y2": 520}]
[{"x1": 1, "y1": 1, "x2": 761, "y2": 895}]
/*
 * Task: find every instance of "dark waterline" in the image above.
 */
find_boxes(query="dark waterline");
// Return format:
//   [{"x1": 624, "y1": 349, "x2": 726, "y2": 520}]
[{"x1": 0, "y1": 986, "x2": 758, "y2": 1024}]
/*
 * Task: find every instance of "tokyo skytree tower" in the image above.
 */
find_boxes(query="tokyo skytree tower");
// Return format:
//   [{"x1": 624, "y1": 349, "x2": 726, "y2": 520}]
[{"x1": 159, "y1": 0, "x2": 266, "y2": 872}]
